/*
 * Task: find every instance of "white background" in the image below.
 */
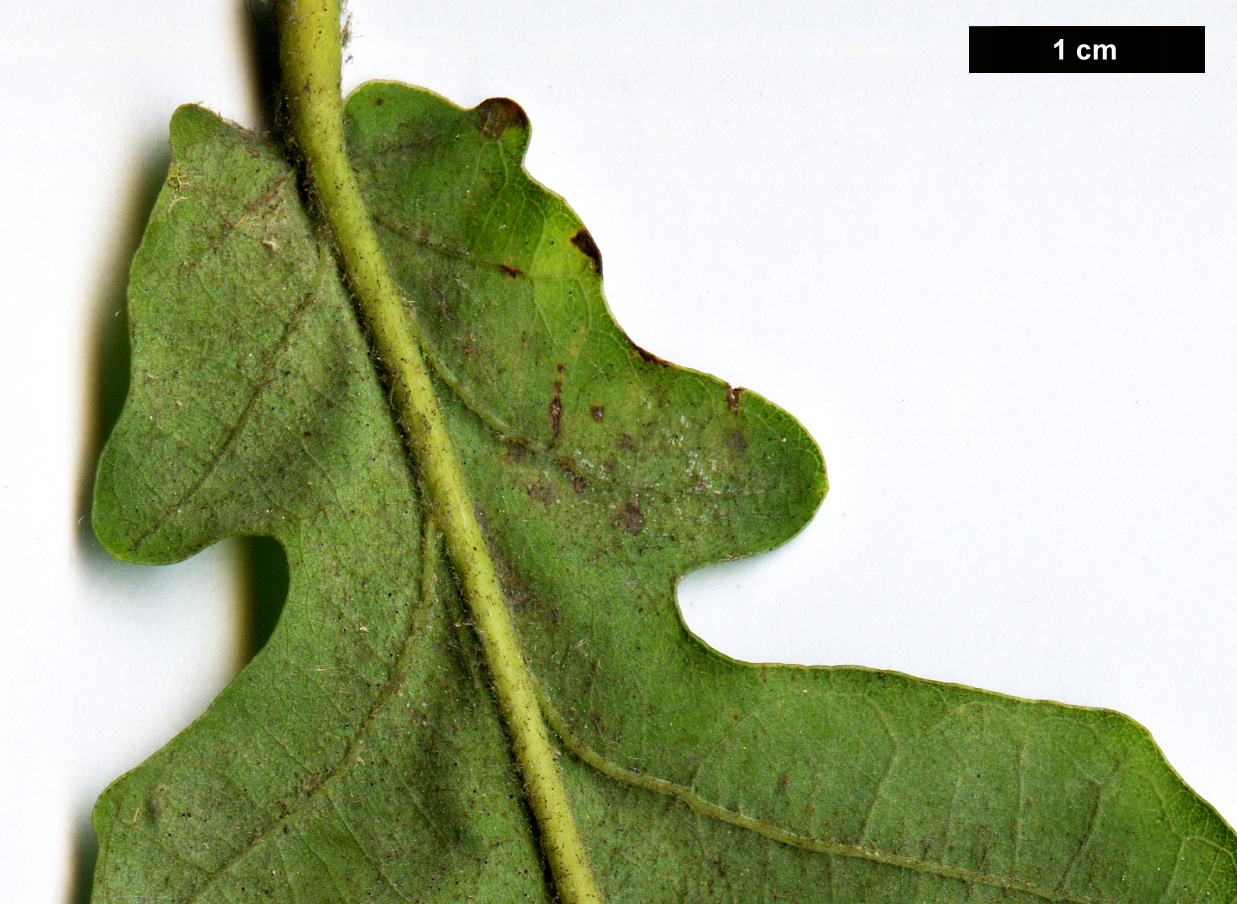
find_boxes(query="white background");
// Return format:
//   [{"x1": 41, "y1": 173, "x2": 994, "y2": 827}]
[{"x1": 3, "y1": 2, "x2": 1234, "y2": 901}]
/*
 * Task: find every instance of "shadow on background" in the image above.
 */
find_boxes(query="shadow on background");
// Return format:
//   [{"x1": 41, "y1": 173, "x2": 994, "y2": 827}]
[
  {"x1": 74, "y1": 145, "x2": 164, "y2": 545},
  {"x1": 69, "y1": 3, "x2": 287, "y2": 901},
  {"x1": 243, "y1": 0, "x2": 284, "y2": 134},
  {"x1": 238, "y1": 536, "x2": 291, "y2": 664},
  {"x1": 66, "y1": 820, "x2": 98, "y2": 904}
]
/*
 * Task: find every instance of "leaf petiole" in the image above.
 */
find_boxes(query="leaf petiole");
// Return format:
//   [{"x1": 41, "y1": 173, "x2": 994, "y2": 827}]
[{"x1": 275, "y1": 2, "x2": 604, "y2": 901}]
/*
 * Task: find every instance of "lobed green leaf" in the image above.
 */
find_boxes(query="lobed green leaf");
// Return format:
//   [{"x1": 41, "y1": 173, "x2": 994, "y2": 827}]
[{"x1": 91, "y1": 89, "x2": 1237, "y2": 903}]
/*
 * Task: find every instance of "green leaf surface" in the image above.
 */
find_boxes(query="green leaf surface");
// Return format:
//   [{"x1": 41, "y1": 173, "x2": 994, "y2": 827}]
[{"x1": 92, "y1": 87, "x2": 1237, "y2": 903}]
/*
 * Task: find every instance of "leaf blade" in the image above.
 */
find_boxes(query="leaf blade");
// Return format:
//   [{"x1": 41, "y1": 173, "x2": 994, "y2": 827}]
[{"x1": 91, "y1": 91, "x2": 1237, "y2": 904}]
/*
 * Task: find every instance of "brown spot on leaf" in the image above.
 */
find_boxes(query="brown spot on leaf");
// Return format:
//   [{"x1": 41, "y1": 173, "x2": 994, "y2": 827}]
[
  {"x1": 589, "y1": 405, "x2": 605, "y2": 422},
  {"x1": 145, "y1": 784, "x2": 168, "y2": 820},
  {"x1": 525, "y1": 478, "x2": 559, "y2": 507},
  {"x1": 632, "y1": 344, "x2": 672, "y2": 367},
  {"x1": 615, "y1": 326, "x2": 674, "y2": 368},
  {"x1": 556, "y1": 455, "x2": 588, "y2": 493},
  {"x1": 614, "y1": 498, "x2": 645, "y2": 536},
  {"x1": 616, "y1": 432, "x2": 634, "y2": 452},
  {"x1": 723, "y1": 426, "x2": 748, "y2": 454},
  {"x1": 725, "y1": 384, "x2": 745, "y2": 413},
  {"x1": 503, "y1": 443, "x2": 531, "y2": 466},
  {"x1": 475, "y1": 97, "x2": 529, "y2": 139},
  {"x1": 499, "y1": 263, "x2": 523, "y2": 278},
  {"x1": 549, "y1": 379, "x2": 563, "y2": 444},
  {"x1": 570, "y1": 228, "x2": 603, "y2": 276}
]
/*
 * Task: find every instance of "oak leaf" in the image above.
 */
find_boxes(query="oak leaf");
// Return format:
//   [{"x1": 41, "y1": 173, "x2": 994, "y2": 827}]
[{"x1": 91, "y1": 84, "x2": 1237, "y2": 903}]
